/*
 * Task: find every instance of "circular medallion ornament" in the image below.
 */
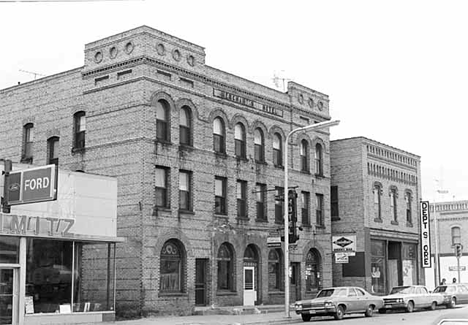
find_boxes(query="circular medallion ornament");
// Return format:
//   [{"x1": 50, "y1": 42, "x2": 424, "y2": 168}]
[
  {"x1": 156, "y1": 43, "x2": 165, "y2": 56},
  {"x1": 109, "y1": 46, "x2": 118, "y2": 59},
  {"x1": 298, "y1": 94, "x2": 304, "y2": 104},
  {"x1": 187, "y1": 55, "x2": 195, "y2": 67},
  {"x1": 125, "y1": 41, "x2": 134, "y2": 54},
  {"x1": 172, "y1": 49, "x2": 181, "y2": 61},
  {"x1": 94, "y1": 51, "x2": 103, "y2": 63},
  {"x1": 318, "y1": 101, "x2": 324, "y2": 111}
]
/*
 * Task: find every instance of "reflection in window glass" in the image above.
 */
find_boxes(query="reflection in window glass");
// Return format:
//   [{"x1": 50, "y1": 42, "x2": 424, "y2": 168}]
[{"x1": 0, "y1": 237, "x2": 19, "y2": 263}]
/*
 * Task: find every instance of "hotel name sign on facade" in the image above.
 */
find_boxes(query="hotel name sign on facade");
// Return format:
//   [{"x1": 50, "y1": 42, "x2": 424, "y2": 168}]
[{"x1": 213, "y1": 89, "x2": 284, "y2": 118}]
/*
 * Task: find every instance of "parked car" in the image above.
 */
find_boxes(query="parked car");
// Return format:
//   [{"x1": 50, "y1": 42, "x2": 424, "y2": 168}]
[
  {"x1": 433, "y1": 283, "x2": 468, "y2": 308},
  {"x1": 294, "y1": 286, "x2": 384, "y2": 321},
  {"x1": 379, "y1": 285, "x2": 444, "y2": 313}
]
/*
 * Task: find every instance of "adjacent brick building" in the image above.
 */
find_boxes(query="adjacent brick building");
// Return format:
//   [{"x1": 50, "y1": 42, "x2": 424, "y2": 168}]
[
  {"x1": 425, "y1": 201, "x2": 468, "y2": 288},
  {"x1": 330, "y1": 137, "x2": 424, "y2": 294},
  {"x1": 0, "y1": 26, "x2": 337, "y2": 317}
]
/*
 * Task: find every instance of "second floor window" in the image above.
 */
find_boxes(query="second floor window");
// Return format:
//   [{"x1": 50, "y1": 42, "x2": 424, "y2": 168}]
[
  {"x1": 215, "y1": 177, "x2": 227, "y2": 214},
  {"x1": 315, "y1": 143, "x2": 323, "y2": 176},
  {"x1": 47, "y1": 137, "x2": 59, "y2": 165},
  {"x1": 302, "y1": 191, "x2": 310, "y2": 225},
  {"x1": 452, "y1": 226, "x2": 461, "y2": 245},
  {"x1": 74, "y1": 111, "x2": 86, "y2": 149},
  {"x1": 213, "y1": 118, "x2": 225, "y2": 154},
  {"x1": 156, "y1": 100, "x2": 170, "y2": 142},
  {"x1": 256, "y1": 183, "x2": 267, "y2": 221},
  {"x1": 179, "y1": 170, "x2": 191, "y2": 211},
  {"x1": 405, "y1": 191, "x2": 412, "y2": 224},
  {"x1": 390, "y1": 188, "x2": 398, "y2": 222},
  {"x1": 22, "y1": 123, "x2": 34, "y2": 161},
  {"x1": 316, "y1": 194, "x2": 324, "y2": 226},
  {"x1": 273, "y1": 133, "x2": 282, "y2": 167},
  {"x1": 179, "y1": 106, "x2": 191, "y2": 146},
  {"x1": 373, "y1": 184, "x2": 382, "y2": 220},
  {"x1": 300, "y1": 140, "x2": 309, "y2": 172},
  {"x1": 237, "y1": 180, "x2": 247, "y2": 218},
  {"x1": 155, "y1": 166, "x2": 169, "y2": 208},
  {"x1": 234, "y1": 123, "x2": 246, "y2": 159},
  {"x1": 254, "y1": 128, "x2": 265, "y2": 162},
  {"x1": 275, "y1": 187, "x2": 284, "y2": 224}
]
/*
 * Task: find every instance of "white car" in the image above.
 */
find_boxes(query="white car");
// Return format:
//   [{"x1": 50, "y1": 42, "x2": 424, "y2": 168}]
[{"x1": 379, "y1": 285, "x2": 444, "y2": 313}]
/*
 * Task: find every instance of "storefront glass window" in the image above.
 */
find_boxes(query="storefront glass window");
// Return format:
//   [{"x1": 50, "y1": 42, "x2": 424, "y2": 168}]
[
  {"x1": 0, "y1": 237, "x2": 19, "y2": 263},
  {"x1": 371, "y1": 240, "x2": 385, "y2": 294},
  {"x1": 268, "y1": 249, "x2": 282, "y2": 291},
  {"x1": 305, "y1": 249, "x2": 321, "y2": 292},
  {"x1": 402, "y1": 243, "x2": 417, "y2": 286},
  {"x1": 26, "y1": 239, "x2": 115, "y2": 314}
]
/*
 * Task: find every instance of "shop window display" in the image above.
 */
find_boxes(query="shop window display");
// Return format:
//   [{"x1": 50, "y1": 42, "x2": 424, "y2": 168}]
[{"x1": 25, "y1": 239, "x2": 115, "y2": 314}]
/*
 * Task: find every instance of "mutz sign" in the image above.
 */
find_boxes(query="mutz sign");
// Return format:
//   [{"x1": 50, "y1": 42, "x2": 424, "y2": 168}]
[
  {"x1": 420, "y1": 201, "x2": 432, "y2": 268},
  {"x1": 7, "y1": 165, "x2": 57, "y2": 205}
]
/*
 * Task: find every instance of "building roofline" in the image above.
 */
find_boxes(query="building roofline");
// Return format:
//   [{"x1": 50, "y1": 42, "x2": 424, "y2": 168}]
[{"x1": 331, "y1": 136, "x2": 420, "y2": 158}]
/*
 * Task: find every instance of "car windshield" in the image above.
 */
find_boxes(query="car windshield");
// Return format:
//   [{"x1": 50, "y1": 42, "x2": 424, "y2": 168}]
[
  {"x1": 434, "y1": 286, "x2": 447, "y2": 293},
  {"x1": 317, "y1": 288, "x2": 347, "y2": 298},
  {"x1": 390, "y1": 286, "x2": 412, "y2": 294}
]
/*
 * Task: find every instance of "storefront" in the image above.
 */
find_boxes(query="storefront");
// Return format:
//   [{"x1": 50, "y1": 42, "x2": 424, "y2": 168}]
[{"x1": 0, "y1": 167, "x2": 122, "y2": 325}]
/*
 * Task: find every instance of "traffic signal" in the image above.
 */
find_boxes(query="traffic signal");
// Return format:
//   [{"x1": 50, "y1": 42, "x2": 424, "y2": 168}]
[{"x1": 455, "y1": 244, "x2": 463, "y2": 258}]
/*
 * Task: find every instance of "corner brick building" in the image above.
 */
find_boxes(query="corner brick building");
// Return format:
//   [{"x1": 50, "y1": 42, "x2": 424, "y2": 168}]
[
  {"x1": 0, "y1": 26, "x2": 337, "y2": 317},
  {"x1": 330, "y1": 137, "x2": 424, "y2": 294},
  {"x1": 425, "y1": 201, "x2": 468, "y2": 288}
]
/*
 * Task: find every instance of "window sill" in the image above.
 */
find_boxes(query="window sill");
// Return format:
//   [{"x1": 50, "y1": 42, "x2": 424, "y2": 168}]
[
  {"x1": 331, "y1": 217, "x2": 340, "y2": 222},
  {"x1": 391, "y1": 220, "x2": 399, "y2": 225},
  {"x1": 315, "y1": 173, "x2": 325, "y2": 178},
  {"x1": 255, "y1": 161, "x2": 268, "y2": 166},
  {"x1": 179, "y1": 144, "x2": 194, "y2": 150},
  {"x1": 268, "y1": 290, "x2": 285, "y2": 295},
  {"x1": 300, "y1": 170, "x2": 311, "y2": 174},
  {"x1": 216, "y1": 291, "x2": 237, "y2": 296},
  {"x1": 178, "y1": 209, "x2": 194, "y2": 215},
  {"x1": 159, "y1": 292, "x2": 188, "y2": 298},
  {"x1": 255, "y1": 218, "x2": 268, "y2": 223},
  {"x1": 235, "y1": 156, "x2": 249, "y2": 162},
  {"x1": 274, "y1": 165, "x2": 284, "y2": 169},
  {"x1": 156, "y1": 139, "x2": 172, "y2": 145},
  {"x1": 214, "y1": 152, "x2": 228, "y2": 158},
  {"x1": 153, "y1": 206, "x2": 171, "y2": 216},
  {"x1": 374, "y1": 218, "x2": 383, "y2": 223},
  {"x1": 71, "y1": 147, "x2": 85, "y2": 154},
  {"x1": 315, "y1": 225, "x2": 325, "y2": 229},
  {"x1": 236, "y1": 216, "x2": 249, "y2": 221}
]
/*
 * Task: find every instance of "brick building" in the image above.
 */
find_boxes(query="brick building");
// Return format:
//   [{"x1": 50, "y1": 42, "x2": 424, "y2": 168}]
[
  {"x1": 330, "y1": 137, "x2": 423, "y2": 294},
  {"x1": 425, "y1": 201, "x2": 468, "y2": 288},
  {"x1": 0, "y1": 26, "x2": 337, "y2": 317}
]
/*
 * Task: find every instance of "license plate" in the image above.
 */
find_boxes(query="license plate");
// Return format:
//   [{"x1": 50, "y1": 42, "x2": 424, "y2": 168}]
[
  {"x1": 384, "y1": 305, "x2": 391, "y2": 308},
  {"x1": 309, "y1": 310, "x2": 316, "y2": 314}
]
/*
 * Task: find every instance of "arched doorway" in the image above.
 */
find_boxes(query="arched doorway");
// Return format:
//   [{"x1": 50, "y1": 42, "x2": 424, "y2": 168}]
[{"x1": 243, "y1": 244, "x2": 259, "y2": 306}]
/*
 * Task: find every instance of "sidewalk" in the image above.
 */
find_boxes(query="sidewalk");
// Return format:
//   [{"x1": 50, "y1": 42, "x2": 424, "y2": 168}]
[{"x1": 103, "y1": 312, "x2": 302, "y2": 325}]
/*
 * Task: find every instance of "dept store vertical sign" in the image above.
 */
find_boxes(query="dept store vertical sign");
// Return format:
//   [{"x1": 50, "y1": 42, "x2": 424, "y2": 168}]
[{"x1": 420, "y1": 201, "x2": 432, "y2": 268}]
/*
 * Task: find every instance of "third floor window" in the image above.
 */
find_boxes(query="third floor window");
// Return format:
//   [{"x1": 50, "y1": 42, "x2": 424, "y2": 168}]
[
  {"x1": 213, "y1": 118, "x2": 225, "y2": 154},
  {"x1": 234, "y1": 123, "x2": 246, "y2": 159},
  {"x1": 22, "y1": 123, "x2": 34, "y2": 162},
  {"x1": 273, "y1": 133, "x2": 282, "y2": 167},
  {"x1": 179, "y1": 106, "x2": 191, "y2": 146},
  {"x1": 73, "y1": 111, "x2": 86, "y2": 150},
  {"x1": 254, "y1": 128, "x2": 265, "y2": 163},
  {"x1": 156, "y1": 100, "x2": 170, "y2": 142}
]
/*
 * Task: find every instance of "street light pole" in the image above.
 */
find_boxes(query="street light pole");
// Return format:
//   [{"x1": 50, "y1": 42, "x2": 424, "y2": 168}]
[{"x1": 283, "y1": 120, "x2": 340, "y2": 317}]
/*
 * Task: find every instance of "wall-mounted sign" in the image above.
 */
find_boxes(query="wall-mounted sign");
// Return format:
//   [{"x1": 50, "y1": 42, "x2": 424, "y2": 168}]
[
  {"x1": 213, "y1": 89, "x2": 284, "y2": 117},
  {"x1": 335, "y1": 252, "x2": 349, "y2": 263},
  {"x1": 332, "y1": 235, "x2": 356, "y2": 252},
  {"x1": 0, "y1": 213, "x2": 75, "y2": 238},
  {"x1": 6, "y1": 164, "x2": 57, "y2": 206},
  {"x1": 420, "y1": 201, "x2": 432, "y2": 268}
]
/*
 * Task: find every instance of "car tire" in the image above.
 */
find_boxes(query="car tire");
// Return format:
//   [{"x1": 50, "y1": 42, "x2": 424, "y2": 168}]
[
  {"x1": 301, "y1": 314, "x2": 312, "y2": 322},
  {"x1": 378, "y1": 308, "x2": 387, "y2": 314},
  {"x1": 428, "y1": 301, "x2": 437, "y2": 311},
  {"x1": 406, "y1": 301, "x2": 414, "y2": 313},
  {"x1": 334, "y1": 305, "x2": 345, "y2": 320},
  {"x1": 448, "y1": 297, "x2": 456, "y2": 309},
  {"x1": 365, "y1": 305, "x2": 374, "y2": 317}
]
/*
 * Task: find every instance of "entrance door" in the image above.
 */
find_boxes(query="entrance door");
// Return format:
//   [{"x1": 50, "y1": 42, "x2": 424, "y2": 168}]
[
  {"x1": 195, "y1": 259, "x2": 208, "y2": 306},
  {"x1": 290, "y1": 262, "x2": 301, "y2": 302},
  {"x1": 243, "y1": 267, "x2": 255, "y2": 306},
  {"x1": 0, "y1": 268, "x2": 16, "y2": 325}
]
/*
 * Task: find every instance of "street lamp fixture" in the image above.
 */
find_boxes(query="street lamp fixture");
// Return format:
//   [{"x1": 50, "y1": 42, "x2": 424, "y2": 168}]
[{"x1": 284, "y1": 120, "x2": 340, "y2": 317}]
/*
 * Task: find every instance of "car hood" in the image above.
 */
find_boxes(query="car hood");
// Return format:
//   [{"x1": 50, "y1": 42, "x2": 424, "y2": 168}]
[{"x1": 296, "y1": 297, "x2": 337, "y2": 304}]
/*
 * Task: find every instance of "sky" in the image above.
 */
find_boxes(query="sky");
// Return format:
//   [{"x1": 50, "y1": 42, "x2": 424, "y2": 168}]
[{"x1": 0, "y1": 0, "x2": 467, "y2": 202}]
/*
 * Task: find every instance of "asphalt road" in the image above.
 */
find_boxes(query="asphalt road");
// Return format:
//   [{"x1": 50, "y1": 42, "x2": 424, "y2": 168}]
[{"x1": 286, "y1": 306, "x2": 468, "y2": 325}]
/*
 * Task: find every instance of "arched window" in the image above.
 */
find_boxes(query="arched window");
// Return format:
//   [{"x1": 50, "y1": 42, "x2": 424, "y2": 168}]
[
  {"x1": 268, "y1": 249, "x2": 283, "y2": 291},
  {"x1": 47, "y1": 136, "x2": 59, "y2": 165},
  {"x1": 22, "y1": 123, "x2": 34, "y2": 162},
  {"x1": 234, "y1": 123, "x2": 246, "y2": 158},
  {"x1": 273, "y1": 133, "x2": 282, "y2": 167},
  {"x1": 315, "y1": 143, "x2": 323, "y2": 176},
  {"x1": 156, "y1": 100, "x2": 170, "y2": 142},
  {"x1": 300, "y1": 140, "x2": 309, "y2": 172},
  {"x1": 373, "y1": 183, "x2": 382, "y2": 220},
  {"x1": 213, "y1": 117, "x2": 225, "y2": 153},
  {"x1": 217, "y1": 243, "x2": 234, "y2": 291},
  {"x1": 452, "y1": 227, "x2": 461, "y2": 245},
  {"x1": 305, "y1": 249, "x2": 321, "y2": 292},
  {"x1": 179, "y1": 106, "x2": 191, "y2": 146},
  {"x1": 160, "y1": 240, "x2": 185, "y2": 293},
  {"x1": 254, "y1": 128, "x2": 264, "y2": 162}
]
